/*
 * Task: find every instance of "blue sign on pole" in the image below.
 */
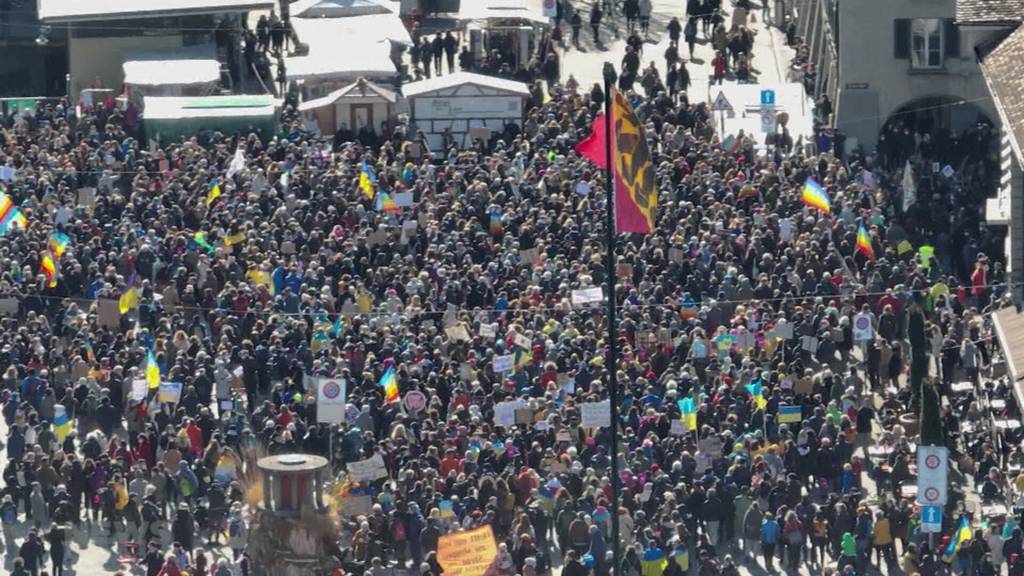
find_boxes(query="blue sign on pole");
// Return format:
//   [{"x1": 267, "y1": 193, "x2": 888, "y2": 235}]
[
  {"x1": 921, "y1": 505, "x2": 942, "y2": 533},
  {"x1": 760, "y1": 89, "x2": 776, "y2": 106}
]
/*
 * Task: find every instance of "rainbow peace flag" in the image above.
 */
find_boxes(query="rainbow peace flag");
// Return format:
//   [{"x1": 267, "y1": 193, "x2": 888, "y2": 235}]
[
  {"x1": 48, "y1": 231, "x2": 70, "y2": 259},
  {"x1": 146, "y1": 349, "x2": 160, "y2": 390},
  {"x1": 40, "y1": 252, "x2": 57, "y2": 287},
  {"x1": 680, "y1": 296, "x2": 699, "y2": 320},
  {"x1": 375, "y1": 191, "x2": 399, "y2": 212},
  {"x1": 379, "y1": 366, "x2": 399, "y2": 403},
  {"x1": 856, "y1": 224, "x2": 874, "y2": 259},
  {"x1": 801, "y1": 178, "x2": 831, "y2": 214},
  {"x1": 0, "y1": 191, "x2": 27, "y2": 234},
  {"x1": 489, "y1": 210, "x2": 503, "y2": 236}
]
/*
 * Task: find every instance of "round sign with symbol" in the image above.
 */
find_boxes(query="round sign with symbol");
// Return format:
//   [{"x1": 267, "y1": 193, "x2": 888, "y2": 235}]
[
  {"x1": 923, "y1": 486, "x2": 940, "y2": 503},
  {"x1": 855, "y1": 316, "x2": 870, "y2": 330},
  {"x1": 925, "y1": 454, "x2": 941, "y2": 469},
  {"x1": 542, "y1": 0, "x2": 556, "y2": 16},
  {"x1": 322, "y1": 380, "x2": 342, "y2": 400},
  {"x1": 404, "y1": 390, "x2": 427, "y2": 413}
]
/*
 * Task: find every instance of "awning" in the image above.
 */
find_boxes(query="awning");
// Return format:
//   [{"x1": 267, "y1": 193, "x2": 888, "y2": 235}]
[
  {"x1": 992, "y1": 306, "x2": 1024, "y2": 406},
  {"x1": 124, "y1": 59, "x2": 221, "y2": 87}
]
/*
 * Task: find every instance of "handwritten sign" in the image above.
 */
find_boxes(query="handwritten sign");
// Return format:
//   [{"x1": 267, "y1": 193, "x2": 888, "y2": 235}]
[
  {"x1": 493, "y1": 354, "x2": 514, "y2": 373},
  {"x1": 513, "y1": 333, "x2": 531, "y2": 350},
  {"x1": 494, "y1": 400, "x2": 526, "y2": 426},
  {"x1": 479, "y1": 323, "x2": 496, "y2": 338},
  {"x1": 571, "y1": 287, "x2": 604, "y2": 305},
  {"x1": 437, "y1": 525, "x2": 498, "y2": 576},
  {"x1": 348, "y1": 454, "x2": 389, "y2": 482},
  {"x1": 341, "y1": 494, "x2": 374, "y2": 517},
  {"x1": 580, "y1": 400, "x2": 611, "y2": 428}
]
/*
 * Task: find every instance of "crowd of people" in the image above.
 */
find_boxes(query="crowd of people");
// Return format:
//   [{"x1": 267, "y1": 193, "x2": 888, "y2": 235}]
[{"x1": 0, "y1": 2, "x2": 1017, "y2": 576}]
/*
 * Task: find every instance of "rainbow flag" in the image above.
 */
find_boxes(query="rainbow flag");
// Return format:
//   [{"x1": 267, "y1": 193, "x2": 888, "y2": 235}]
[
  {"x1": 680, "y1": 296, "x2": 699, "y2": 320},
  {"x1": 146, "y1": 349, "x2": 160, "y2": 390},
  {"x1": 359, "y1": 162, "x2": 377, "y2": 199},
  {"x1": 0, "y1": 191, "x2": 27, "y2": 234},
  {"x1": 48, "y1": 231, "x2": 70, "y2": 259},
  {"x1": 856, "y1": 224, "x2": 874, "y2": 259},
  {"x1": 379, "y1": 366, "x2": 399, "y2": 403},
  {"x1": 206, "y1": 178, "x2": 222, "y2": 207},
  {"x1": 942, "y1": 516, "x2": 972, "y2": 563},
  {"x1": 83, "y1": 339, "x2": 95, "y2": 363},
  {"x1": 40, "y1": 252, "x2": 57, "y2": 287},
  {"x1": 801, "y1": 178, "x2": 831, "y2": 214},
  {"x1": 489, "y1": 210, "x2": 503, "y2": 236},
  {"x1": 53, "y1": 404, "x2": 72, "y2": 442},
  {"x1": 678, "y1": 398, "x2": 697, "y2": 431},
  {"x1": 375, "y1": 191, "x2": 399, "y2": 212}
]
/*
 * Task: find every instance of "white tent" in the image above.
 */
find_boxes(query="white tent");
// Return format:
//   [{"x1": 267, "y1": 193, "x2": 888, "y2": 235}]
[{"x1": 457, "y1": 0, "x2": 548, "y2": 25}]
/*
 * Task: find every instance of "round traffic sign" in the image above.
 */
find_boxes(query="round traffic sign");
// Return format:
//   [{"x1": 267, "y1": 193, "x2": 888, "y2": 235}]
[
  {"x1": 321, "y1": 380, "x2": 342, "y2": 400},
  {"x1": 855, "y1": 317, "x2": 870, "y2": 330},
  {"x1": 925, "y1": 454, "x2": 941, "y2": 469},
  {"x1": 404, "y1": 390, "x2": 427, "y2": 413},
  {"x1": 923, "y1": 486, "x2": 940, "y2": 502}
]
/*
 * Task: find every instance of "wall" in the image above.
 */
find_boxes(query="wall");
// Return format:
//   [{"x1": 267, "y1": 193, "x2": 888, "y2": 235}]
[
  {"x1": 834, "y1": 0, "x2": 996, "y2": 150},
  {"x1": 68, "y1": 34, "x2": 186, "y2": 100}
]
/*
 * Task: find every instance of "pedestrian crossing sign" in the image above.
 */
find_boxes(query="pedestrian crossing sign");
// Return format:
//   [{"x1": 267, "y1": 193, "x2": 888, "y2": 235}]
[{"x1": 711, "y1": 91, "x2": 733, "y2": 112}]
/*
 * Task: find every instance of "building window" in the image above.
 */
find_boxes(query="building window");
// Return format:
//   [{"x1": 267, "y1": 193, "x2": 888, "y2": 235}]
[{"x1": 911, "y1": 18, "x2": 943, "y2": 69}]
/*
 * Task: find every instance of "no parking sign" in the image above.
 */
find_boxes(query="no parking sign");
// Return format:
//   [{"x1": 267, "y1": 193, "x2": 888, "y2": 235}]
[{"x1": 917, "y1": 446, "x2": 948, "y2": 505}]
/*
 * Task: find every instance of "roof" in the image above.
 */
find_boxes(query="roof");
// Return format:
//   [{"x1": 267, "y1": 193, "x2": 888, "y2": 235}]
[
  {"x1": 39, "y1": 0, "x2": 275, "y2": 22},
  {"x1": 956, "y1": 0, "x2": 1024, "y2": 24},
  {"x1": 402, "y1": 72, "x2": 530, "y2": 98},
  {"x1": 142, "y1": 95, "x2": 278, "y2": 120},
  {"x1": 980, "y1": 25, "x2": 1024, "y2": 165},
  {"x1": 299, "y1": 78, "x2": 398, "y2": 111},
  {"x1": 291, "y1": 0, "x2": 393, "y2": 18},
  {"x1": 457, "y1": 0, "x2": 549, "y2": 25},
  {"x1": 123, "y1": 58, "x2": 220, "y2": 87},
  {"x1": 288, "y1": 14, "x2": 411, "y2": 81},
  {"x1": 993, "y1": 306, "x2": 1024, "y2": 407}
]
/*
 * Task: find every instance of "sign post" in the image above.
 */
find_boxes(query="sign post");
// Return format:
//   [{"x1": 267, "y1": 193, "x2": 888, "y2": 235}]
[
  {"x1": 920, "y1": 505, "x2": 942, "y2": 533},
  {"x1": 711, "y1": 91, "x2": 733, "y2": 136},
  {"x1": 759, "y1": 89, "x2": 776, "y2": 135},
  {"x1": 917, "y1": 446, "x2": 949, "y2": 506}
]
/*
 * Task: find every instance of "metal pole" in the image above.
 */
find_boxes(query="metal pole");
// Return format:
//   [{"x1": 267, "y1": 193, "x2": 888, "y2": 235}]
[{"x1": 602, "y1": 62, "x2": 621, "y2": 576}]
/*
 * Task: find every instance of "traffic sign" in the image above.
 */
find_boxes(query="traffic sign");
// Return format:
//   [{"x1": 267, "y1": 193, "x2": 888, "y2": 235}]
[
  {"x1": 542, "y1": 0, "x2": 557, "y2": 17},
  {"x1": 760, "y1": 106, "x2": 776, "y2": 134},
  {"x1": 920, "y1": 505, "x2": 942, "y2": 533},
  {"x1": 760, "y1": 89, "x2": 776, "y2": 106},
  {"x1": 711, "y1": 91, "x2": 733, "y2": 112},
  {"x1": 917, "y1": 446, "x2": 949, "y2": 505}
]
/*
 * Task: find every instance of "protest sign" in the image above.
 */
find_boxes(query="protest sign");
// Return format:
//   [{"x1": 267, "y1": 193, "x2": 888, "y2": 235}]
[
  {"x1": 394, "y1": 192, "x2": 414, "y2": 207},
  {"x1": 316, "y1": 377, "x2": 347, "y2": 424},
  {"x1": 445, "y1": 324, "x2": 471, "y2": 342},
  {"x1": 580, "y1": 400, "x2": 611, "y2": 428},
  {"x1": 348, "y1": 454, "x2": 389, "y2": 482},
  {"x1": 698, "y1": 437, "x2": 724, "y2": 457},
  {"x1": 341, "y1": 494, "x2": 374, "y2": 517},
  {"x1": 403, "y1": 390, "x2": 427, "y2": 413},
  {"x1": 131, "y1": 379, "x2": 148, "y2": 402},
  {"x1": 668, "y1": 247, "x2": 685, "y2": 263},
  {"x1": 571, "y1": 287, "x2": 603, "y2": 305},
  {"x1": 479, "y1": 323, "x2": 496, "y2": 338},
  {"x1": 513, "y1": 333, "x2": 531, "y2": 350},
  {"x1": 520, "y1": 247, "x2": 540, "y2": 266},
  {"x1": 0, "y1": 297, "x2": 18, "y2": 316},
  {"x1": 437, "y1": 525, "x2": 498, "y2": 576},
  {"x1": 492, "y1": 354, "x2": 514, "y2": 373},
  {"x1": 158, "y1": 382, "x2": 183, "y2": 404},
  {"x1": 494, "y1": 400, "x2": 525, "y2": 426},
  {"x1": 670, "y1": 420, "x2": 687, "y2": 435},
  {"x1": 97, "y1": 299, "x2": 120, "y2": 328}
]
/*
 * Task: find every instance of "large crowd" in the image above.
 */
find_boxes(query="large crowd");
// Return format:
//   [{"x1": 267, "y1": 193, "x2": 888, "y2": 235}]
[{"x1": 0, "y1": 1, "x2": 1018, "y2": 576}]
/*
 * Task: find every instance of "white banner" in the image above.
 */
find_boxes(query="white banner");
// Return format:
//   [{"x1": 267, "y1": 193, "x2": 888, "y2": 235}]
[{"x1": 317, "y1": 377, "x2": 348, "y2": 424}]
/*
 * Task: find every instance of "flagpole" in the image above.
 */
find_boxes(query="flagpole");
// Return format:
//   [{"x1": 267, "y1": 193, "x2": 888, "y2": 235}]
[{"x1": 602, "y1": 61, "x2": 622, "y2": 576}]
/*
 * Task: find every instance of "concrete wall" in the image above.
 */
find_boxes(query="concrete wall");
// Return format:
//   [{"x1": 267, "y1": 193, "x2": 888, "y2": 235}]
[
  {"x1": 68, "y1": 34, "x2": 186, "y2": 100},
  {"x1": 834, "y1": 0, "x2": 996, "y2": 151}
]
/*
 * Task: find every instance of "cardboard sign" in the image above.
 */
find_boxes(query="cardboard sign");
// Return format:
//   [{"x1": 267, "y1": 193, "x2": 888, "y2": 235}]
[
  {"x1": 571, "y1": 287, "x2": 603, "y2": 305},
  {"x1": 437, "y1": 525, "x2": 498, "y2": 576},
  {"x1": 348, "y1": 453, "x2": 389, "y2": 482},
  {"x1": 459, "y1": 363, "x2": 474, "y2": 382},
  {"x1": 341, "y1": 494, "x2": 374, "y2": 517},
  {"x1": 580, "y1": 400, "x2": 611, "y2": 428},
  {"x1": 78, "y1": 187, "x2": 96, "y2": 212},
  {"x1": 514, "y1": 408, "x2": 534, "y2": 425},
  {"x1": 494, "y1": 400, "x2": 525, "y2": 426},
  {"x1": 493, "y1": 354, "x2": 514, "y2": 373},
  {"x1": 698, "y1": 437, "x2": 724, "y2": 457},
  {"x1": 97, "y1": 299, "x2": 120, "y2": 329},
  {"x1": 617, "y1": 263, "x2": 633, "y2": 278},
  {"x1": 771, "y1": 320, "x2": 794, "y2": 340},
  {"x1": 520, "y1": 247, "x2": 540, "y2": 266},
  {"x1": 513, "y1": 333, "x2": 531, "y2": 350},
  {"x1": 800, "y1": 335, "x2": 819, "y2": 354},
  {"x1": 445, "y1": 324, "x2": 471, "y2": 342},
  {"x1": 366, "y1": 229, "x2": 387, "y2": 247},
  {"x1": 0, "y1": 297, "x2": 18, "y2": 316}
]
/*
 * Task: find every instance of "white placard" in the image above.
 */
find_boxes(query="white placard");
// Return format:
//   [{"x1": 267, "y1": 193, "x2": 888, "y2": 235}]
[
  {"x1": 580, "y1": 400, "x2": 611, "y2": 428},
  {"x1": 394, "y1": 192, "x2": 414, "y2": 207},
  {"x1": 771, "y1": 320, "x2": 794, "y2": 340},
  {"x1": 316, "y1": 377, "x2": 347, "y2": 424},
  {"x1": 479, "y1": 323, "x2": 496, "y2": 338},
  {"x1": 852, "y1": 313, "x2": 873, "y2": 341},
  {"x1": 445, "y1": 324, "x2": 471, "y2": 342},
  {"x1": 571, "y1": 287, "x2": 604, "y2": 305},
  {"x1": 493, "y1": 354, "x2": 514, "y2": 373},
  {"x1": 670, "y1": 420, "x2": 687, "y2": 435},
  {"x1": 494, "y1": 400, "x2": 526, "y2": 426},
  {"x1": 348, "y1": 454, "x2": 389, "y2": 482},
  {"x1": 800, "y1": 335, "x2": 819, "y2": 353},
  {"x1": 131, "y1": 379, "x2": 148, "y2": 402},
  {"x1": 513, "y1": 333, "x2": 531, "y2": 349}
]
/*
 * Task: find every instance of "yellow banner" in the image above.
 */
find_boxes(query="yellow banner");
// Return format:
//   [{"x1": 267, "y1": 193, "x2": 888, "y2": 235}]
[{"x1": 437, "y1": 525, "x2": 498, "y2": 576}]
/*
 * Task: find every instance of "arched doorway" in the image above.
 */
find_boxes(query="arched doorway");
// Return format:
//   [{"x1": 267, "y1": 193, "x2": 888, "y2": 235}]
[{"x1": 880, "y1": 95, "x2": 997, "y2": 169}]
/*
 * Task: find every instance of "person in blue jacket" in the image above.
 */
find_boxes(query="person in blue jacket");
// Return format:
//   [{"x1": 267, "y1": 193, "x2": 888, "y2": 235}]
[{"x1": 761, "y1": 512, "x2": 781, "y2": 572}]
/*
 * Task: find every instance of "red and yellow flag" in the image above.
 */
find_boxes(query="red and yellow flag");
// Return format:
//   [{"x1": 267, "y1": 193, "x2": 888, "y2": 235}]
[{"x1": 575, "y1": 90, "x2": 657, "y2": 234}]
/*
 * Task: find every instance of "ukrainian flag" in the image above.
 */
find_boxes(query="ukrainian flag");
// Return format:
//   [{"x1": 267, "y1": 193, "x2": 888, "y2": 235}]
[
  {"x1": 359, "y1": 162, "x2": 377, "y2": 199},
  {"x1": 53, "y1": 404, "x2": 72, "y2": 442},
  {"x1": 146, "y1": 349, "x2": 160, "y2": 389},
  {"x1": 942, "y1": 516, "x2": 972, "y2": 563},
  {"x1": 745, "y1": 382, "x2": 768, "y2": 410},
  {"x1": 678, "y1": 398, "x2": 697, "y2": 431}
]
